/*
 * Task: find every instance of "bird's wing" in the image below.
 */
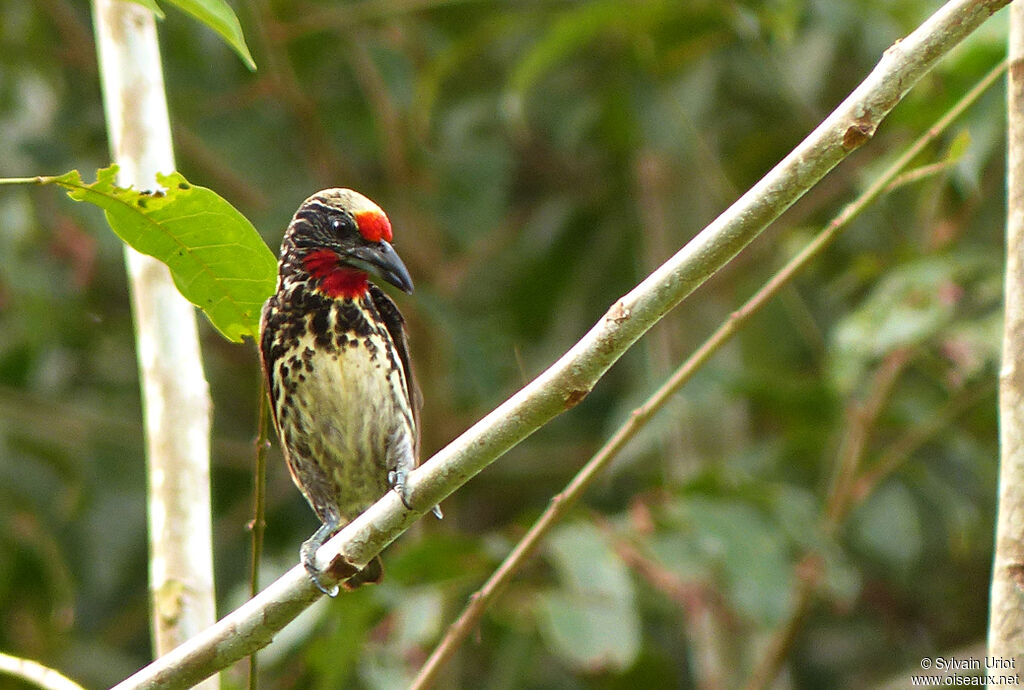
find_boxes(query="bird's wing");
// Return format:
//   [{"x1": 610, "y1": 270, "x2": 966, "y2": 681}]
[
  {"x1": 258, "y1": 297, "x2": 281, "y2": 428},
  {"x1": 368, "y1": 284, "x2": 422, "y2": 461}
]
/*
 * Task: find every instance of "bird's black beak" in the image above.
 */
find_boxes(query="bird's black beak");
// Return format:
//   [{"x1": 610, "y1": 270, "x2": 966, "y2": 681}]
[{"x1": 345, "y1": 241, "x2": 414, "y2": 294}]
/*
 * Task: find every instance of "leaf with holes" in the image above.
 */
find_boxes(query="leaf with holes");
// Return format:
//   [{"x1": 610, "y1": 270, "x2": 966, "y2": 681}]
[{"x1": 47, "y1": 166, "x2": 276, "y2": 342}]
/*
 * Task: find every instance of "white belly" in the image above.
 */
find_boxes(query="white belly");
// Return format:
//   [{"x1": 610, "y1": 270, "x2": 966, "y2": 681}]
[{"x1": 274, "y1": 328, "x2": 415, "y2": 521}]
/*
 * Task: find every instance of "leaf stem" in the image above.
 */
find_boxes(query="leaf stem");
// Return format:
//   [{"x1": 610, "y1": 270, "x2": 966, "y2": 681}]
[
  {"x1": 247, "y1": 382, "x2": 271, "y2": 690},
  {"x1": 0, "y1": 176, "x2": 51, "y2": 185}
]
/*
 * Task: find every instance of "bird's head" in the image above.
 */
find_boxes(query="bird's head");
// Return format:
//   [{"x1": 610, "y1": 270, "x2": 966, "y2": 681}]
[{"x1": 282, "y1": 188, "x2": 413, "y2": 298}]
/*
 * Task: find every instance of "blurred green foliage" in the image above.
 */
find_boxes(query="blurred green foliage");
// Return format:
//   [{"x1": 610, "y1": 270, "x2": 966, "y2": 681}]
[{"x1": 0, "y1": 0, "x2": 1007, "y2": 688}]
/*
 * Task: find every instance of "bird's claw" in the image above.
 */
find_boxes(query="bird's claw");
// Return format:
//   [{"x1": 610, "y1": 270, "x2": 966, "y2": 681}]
[
  {"x1": 301, "y1": 521, "x2": 340, "y2": 597},
  {"x1": 304, "y1": 558, "x2": 340, "y2": 597},
  {"x1": 388, "y1": 469, "x2": 443, "y2": 519},
  {"x1": 388, "y1": 468, "x2": 414, "y2": 509}
]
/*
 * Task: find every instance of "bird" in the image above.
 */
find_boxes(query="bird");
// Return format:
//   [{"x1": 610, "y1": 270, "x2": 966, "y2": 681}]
[{"x1": 259, "y1": 188, "x2": 435, "y2": 596}]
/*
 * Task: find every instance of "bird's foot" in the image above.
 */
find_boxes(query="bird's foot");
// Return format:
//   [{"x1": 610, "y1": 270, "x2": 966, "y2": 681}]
[
  {"x1": 387, "y1": 468, "x2": 412, "y2": 508},
  {"x1": 301, "y1": 520, "x2": 340, "y2": 597},
  {"x1": 388, "y1": 469, "x2": 443, "y2": 519}
]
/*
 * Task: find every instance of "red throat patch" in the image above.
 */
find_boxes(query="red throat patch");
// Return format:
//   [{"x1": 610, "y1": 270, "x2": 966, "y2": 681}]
[
  {"x1": 303, "y1": 249, "x2": 368, "y2": 299},
  {"x1": 355, "y1": 210, "x2": 392, "y2": 243}
]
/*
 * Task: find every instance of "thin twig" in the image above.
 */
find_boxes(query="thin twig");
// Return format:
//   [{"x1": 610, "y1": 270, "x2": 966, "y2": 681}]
[
  {"x1": 740, "y1": 556, "x2": 824, "y2": 690},
  {"x1": 244, "y1": 0, "x2": 352, "y2": 186},
  {"x1": 0, "y1": 177, "x2": 48, "y2": 185},
  {"x1": 247, "y1": 385, "x2": 271, "y2": 690},
  {"x1": 344, "y1": 30, "x2": 410, "y2": 187},
  {"x1": 594, "y1": 513, "x2": 734, "y2": 690},
  {"x1": 883, "y1": 158, "x2": 958, "y2": 192},
  {"x1": 635, "y1": 151, "x2": 695, "y2": 477},
  {"x1": 854, "y1": 379, "x2": 996, "y2": 502},
  {"x1": 746, "y1": 351, "x2": 913, "y2": 690},
  {"x1": 824, "y1": 348, "x2": 914, "y2": 528}
]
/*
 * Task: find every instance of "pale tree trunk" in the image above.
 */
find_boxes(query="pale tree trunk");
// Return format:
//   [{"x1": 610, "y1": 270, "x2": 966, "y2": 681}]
[
  {"x1": 990, "y1": 0, "x2": 1024, "y2": 666},
  {"x1": 91, "y1": 1, "x2": 217, "y2": 682}
]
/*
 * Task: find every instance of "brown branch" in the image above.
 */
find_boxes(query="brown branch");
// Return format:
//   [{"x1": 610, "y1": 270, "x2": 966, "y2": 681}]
[
  {"x1": 853, "y1": 379, "x2": 996, "y2": 503},
  {"x1": 824, "y1": 348, "x2": 914, "y2": 528},
  {"x1": 741, "y1": 556, "x2": 824, "y2": 690},
  {"x1": 246, "y1": 386, "x2": 272, "y2": 690},
  {"x1": 595, "y1": 513, "x2": 735, "y2": 690}
]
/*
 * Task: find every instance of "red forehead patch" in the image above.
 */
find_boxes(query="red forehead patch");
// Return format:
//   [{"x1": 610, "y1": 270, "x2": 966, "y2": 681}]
[{"x1": 355, "y1": 210, "x2": 392, "y2": 243}]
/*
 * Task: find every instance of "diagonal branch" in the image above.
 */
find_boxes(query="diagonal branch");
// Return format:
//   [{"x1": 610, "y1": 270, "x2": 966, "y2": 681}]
[{"x1": 111, "y1": 1, "x2": 1011, "y2": 687}]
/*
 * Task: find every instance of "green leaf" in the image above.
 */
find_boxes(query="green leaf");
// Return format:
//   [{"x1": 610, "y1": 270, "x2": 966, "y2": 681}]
[
  {"x1": 162, "y1": 0, "x2": 256, "y2": 71},
  {"x1": 45, "y1": 167, "x2": 276, "y2": 342},
  {"x1": 829, "y1": 255, "x2": 994, "y2": 392},
  {"x1": 392, "y1": 587, "x2": 444, "y2": 648},
  {"x1": 306, "y1": 591, "x2": 381, "y2": 689},
  {"x1": 537, "y1": 522, "x2": 640, "y2": 672},
  {"x1": 767, "y1": 485, "x2": 862, "y2": 604},
  {"x1": 945, "y1": 129, "x2": 972, "y2": 163},
  {"x1": 672, "y1": 497, "x2": 793, "y2": 625},
  {"x1": 850, "y1": 482, "x2": 922, "y2": 575}
]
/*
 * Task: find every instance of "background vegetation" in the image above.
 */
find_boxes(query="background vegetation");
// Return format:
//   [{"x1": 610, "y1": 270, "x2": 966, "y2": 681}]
[{"x1": 0, "y1": 1, "x2": 1008, "y2": 687}]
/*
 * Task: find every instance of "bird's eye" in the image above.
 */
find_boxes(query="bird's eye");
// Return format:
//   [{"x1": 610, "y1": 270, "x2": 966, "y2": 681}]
[{"x1": 331, "y1": 217, "x2": 343, "y2": 231}]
